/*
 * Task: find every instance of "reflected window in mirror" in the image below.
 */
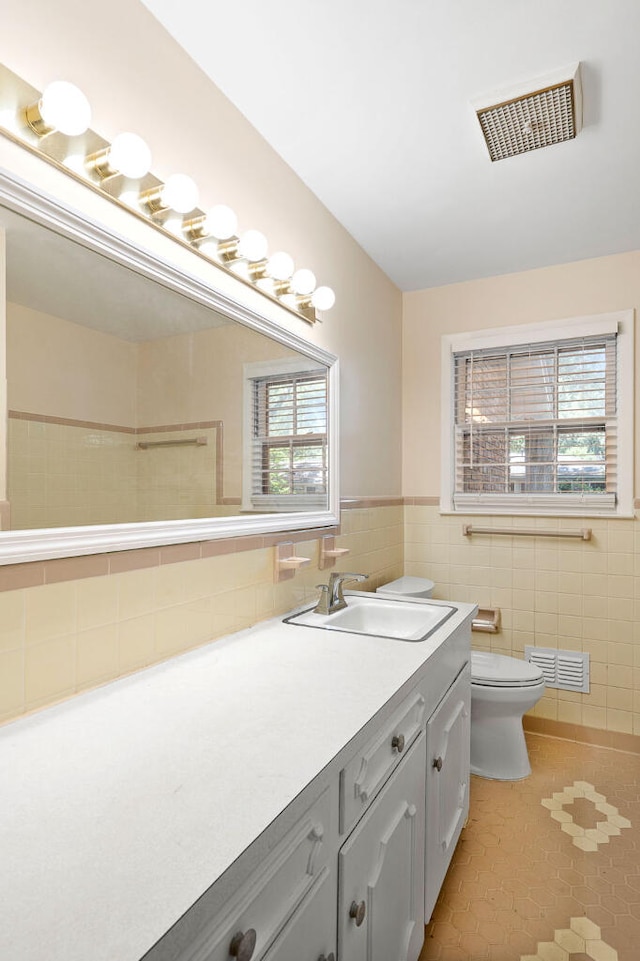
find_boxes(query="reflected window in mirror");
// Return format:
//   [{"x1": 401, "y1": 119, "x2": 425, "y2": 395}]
[{"x1": 244, "y1": 360, "x2": 328, "y2": 512}]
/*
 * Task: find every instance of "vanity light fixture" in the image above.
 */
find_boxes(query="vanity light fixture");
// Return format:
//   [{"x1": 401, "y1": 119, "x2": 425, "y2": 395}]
[
  {"x1": 86, "y1": 132, "x2": 152, "y2": 180},
  {"x1": 291, "y1": 268, "x2": 317, "y2": 296},
  {"x1": 311, "y1": 286, "x2": 336, "y2": 311},
  {"x1": 140, "y1": 173, "x2": 199, "y2": 215},
  {"x1": 266, "y1": 251, "x2": 295, "y2": 295},
  {"x1": 238, "y1": 229, "x2": 268, "y2": 263},
  {"x1": 267, "y1": 251, "x2": 295, "y2": 281},
  {"x1": 217, "y1": 228, "x2": 267, "y2": 269},
  {"x1": 1, "y1": 64, "x2": 336, "y2": 323},
  {"x1": 25, "y1": 80, "x2": 92, "y2": 138},
  {"x1": 183, "y1": 203, "x2": 238, "y2": 243}
]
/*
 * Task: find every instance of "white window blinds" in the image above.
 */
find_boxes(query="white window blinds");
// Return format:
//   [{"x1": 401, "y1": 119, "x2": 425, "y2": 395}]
[
  {"x1": 452, "y1": 333, "x2": 618, "y2": 513},
  {"x1": 250, "y1": 369, "x2": 328, "y2": 511}
]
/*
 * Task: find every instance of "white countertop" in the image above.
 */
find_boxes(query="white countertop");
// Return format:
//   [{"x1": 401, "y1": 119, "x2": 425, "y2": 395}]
[{"x1": 0, "y1": 594, "x2": 474, "y2": 961}]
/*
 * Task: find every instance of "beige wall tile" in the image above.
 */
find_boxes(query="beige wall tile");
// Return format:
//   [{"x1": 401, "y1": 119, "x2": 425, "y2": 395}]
[
  {"x1": 25, "y1": 581, "x2": 77, "y2": 646},
  {"x1": 0, "y1": 649, "x2": 24, "y2": 718},
  {"x1": 0, "y1": 590, "x2": 25, "y2": 653},
  {"x1": 25, "y1": 636, "x2": 75, "y2": 705},
  {"x1": 606, "y1": 708, "x2": 633, "y2": 734},
  {"x1": 77, "y1": 625, "x2": 118, "y2": 689},
  {"x1": 76, "y1": 576, "x2": 119, "y2": 632},
  {"x1": 116, "y1": 567, "x2": 158, "y2": 620},
  {"x1": 117, "y1": 614, "x2": 156, "y2": 674}
]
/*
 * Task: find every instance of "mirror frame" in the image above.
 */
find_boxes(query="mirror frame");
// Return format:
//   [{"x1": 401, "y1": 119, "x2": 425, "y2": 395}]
[{"x1": 0, "y1": 167, "x2": 340, "y2": 564}]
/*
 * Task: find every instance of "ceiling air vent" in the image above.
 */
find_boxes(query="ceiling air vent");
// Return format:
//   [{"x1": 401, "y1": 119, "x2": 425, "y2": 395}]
[{"x1": 473, "y1": 62, "x2": 583, "y2": 162}]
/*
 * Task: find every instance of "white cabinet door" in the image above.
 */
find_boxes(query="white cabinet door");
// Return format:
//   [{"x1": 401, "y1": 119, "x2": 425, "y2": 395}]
[
  {"x1": 263, "y1": 866, "x2": 336, "y2": 961},
  {"x1": 425, "y1": 663, "x2": 470, "y2": 920},
  {"x1": 338, "y1": 732, "x2": 426, "y2": 961}
]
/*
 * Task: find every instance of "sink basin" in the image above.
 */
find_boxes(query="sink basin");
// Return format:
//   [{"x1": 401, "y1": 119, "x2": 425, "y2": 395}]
[{"x1": 283, "y1": 593, "x2": 456, "y2": 641}]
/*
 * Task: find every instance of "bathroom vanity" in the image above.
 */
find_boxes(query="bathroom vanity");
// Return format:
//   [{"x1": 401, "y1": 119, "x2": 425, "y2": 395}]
[{"x1": 0, "y1": 594, "x2": 475, "y2": 961}]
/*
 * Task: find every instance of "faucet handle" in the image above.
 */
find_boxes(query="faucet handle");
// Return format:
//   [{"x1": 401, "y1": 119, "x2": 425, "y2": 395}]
[{"x1": 313, "y1": 583, "x2": 331, "y2": 615}]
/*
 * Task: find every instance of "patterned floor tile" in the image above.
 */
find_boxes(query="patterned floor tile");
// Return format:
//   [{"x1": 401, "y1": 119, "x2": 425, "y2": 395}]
[{"x1": 419, "y1": 734, "x2": 640, "y2": 961}]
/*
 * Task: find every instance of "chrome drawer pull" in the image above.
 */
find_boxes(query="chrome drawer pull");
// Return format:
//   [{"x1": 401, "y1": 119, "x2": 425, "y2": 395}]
[
  {"x1": 229, "y1": 928, "x2": 256, "y2": 961},
  {"x1": 349, "y1": 900, "x2": 366, "y2": 926}
]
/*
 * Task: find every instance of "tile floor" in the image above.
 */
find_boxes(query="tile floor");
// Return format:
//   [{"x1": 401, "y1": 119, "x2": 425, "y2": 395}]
[{"x1": 420, "y1": 733, "x2": 640, "y2": 961}]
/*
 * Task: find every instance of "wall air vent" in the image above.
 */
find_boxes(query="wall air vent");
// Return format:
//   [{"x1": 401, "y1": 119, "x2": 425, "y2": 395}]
[
  {"x1": 525, "y1": 645, "x2": 590, "y2": 693},
  {"x1": 473, "y1": 62, "x2": 583, "y2": 162}
]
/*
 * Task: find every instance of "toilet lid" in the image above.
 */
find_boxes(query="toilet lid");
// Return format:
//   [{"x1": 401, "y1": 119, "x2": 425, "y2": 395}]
[{"x1": 471, "y1": 651, "x2": 544, "y2": 687}]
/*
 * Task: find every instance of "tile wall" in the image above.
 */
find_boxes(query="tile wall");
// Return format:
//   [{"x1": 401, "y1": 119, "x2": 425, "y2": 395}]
[
  {"x1": 8, "y1": 418, "x2": 223, "y2": 528},
  {"x1": 405, "y1": 505, "x2": 640, "y2": 738},
  {"x1": 0, "y1": 504, "x2": 403, "y2": 724}
]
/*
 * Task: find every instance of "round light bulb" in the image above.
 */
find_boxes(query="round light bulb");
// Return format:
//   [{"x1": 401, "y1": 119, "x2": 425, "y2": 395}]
[
  {"x1": 291, "y1": 268, "x2": 316, "y2": 296},
  {"x1": 267, "y1": 251, "x2": 294, "y2": 281},
  {"x1": 39, "y1": 81, "x2": 91, "y2": 136},
  {"x1": 238, "y1": 229, "x2": 268, "y2": 262},
  {"x1": 311, "y1": 286, "x2": 336, "y2": 311},
  {"x1": 204, "y1": 204, "x2": 237, "y2": 240},
  {"x1": 108, "y1": 133, "x2": 152, "y2": 179},
  {"x1": 161, "y1": 174, "x2": 199, "y2": 214}
]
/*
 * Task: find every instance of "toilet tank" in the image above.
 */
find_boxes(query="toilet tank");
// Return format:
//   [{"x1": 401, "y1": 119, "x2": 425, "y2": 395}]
[{"x1": 376, "y1": 576, "x2": 434, "y2": 598}]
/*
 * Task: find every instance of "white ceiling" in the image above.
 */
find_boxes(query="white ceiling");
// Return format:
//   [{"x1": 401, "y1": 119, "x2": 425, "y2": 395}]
[{"x1": 141, "y1": 0, "x2": 640, "y2": 291}]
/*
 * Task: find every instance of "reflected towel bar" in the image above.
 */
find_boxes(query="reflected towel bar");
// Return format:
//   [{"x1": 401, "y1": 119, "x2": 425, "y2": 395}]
[
  {"x1": 136, "y1": 436, "x2": 207, "y2": 450},
  {"x1": 462, "y1": 524, "x2": 591, "y2": 541}
]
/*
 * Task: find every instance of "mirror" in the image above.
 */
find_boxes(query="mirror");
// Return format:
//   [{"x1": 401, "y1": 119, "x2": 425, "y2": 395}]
[{"x1": 0, "y1": 170, "x2": 339, "y2": 562}]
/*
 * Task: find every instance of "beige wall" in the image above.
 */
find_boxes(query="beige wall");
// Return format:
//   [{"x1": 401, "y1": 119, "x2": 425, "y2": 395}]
[
  {"x1": 402, "y1": 251, "x2": 640, "y2": 739},
  {"x1": 8, "y1": 303, "x2": 138, "y2": 425}
]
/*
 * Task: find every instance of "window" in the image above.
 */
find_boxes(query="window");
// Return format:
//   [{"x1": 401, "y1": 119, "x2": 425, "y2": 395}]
[
  {"x1": 244, "y1": 360, "x2": 328, "y2": 511},
  {"x1": 441, "y1": 312, "x2": 633, "y2": 515}
]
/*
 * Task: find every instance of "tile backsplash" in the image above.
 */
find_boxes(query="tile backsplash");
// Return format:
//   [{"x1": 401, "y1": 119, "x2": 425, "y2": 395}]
[{"x1": 0, "y1": 504, "x2": 403, "y2": 723}]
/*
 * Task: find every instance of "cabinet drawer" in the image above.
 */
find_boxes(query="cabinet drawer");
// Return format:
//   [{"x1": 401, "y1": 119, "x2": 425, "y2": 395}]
[
  {"x1": 177, "y1": 786, "x2": 335, "y2": 961},
  {"x1": 340, "y1": 683, "x2": 426, "y2": 834},
  {"x1": 263, "y1": 865, "x2": 336, "y2": 961}
]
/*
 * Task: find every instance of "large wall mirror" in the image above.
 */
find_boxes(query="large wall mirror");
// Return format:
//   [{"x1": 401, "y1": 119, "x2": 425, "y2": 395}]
[{"x1": 0, "y1": 170, "x2": 339, "y2": 564}]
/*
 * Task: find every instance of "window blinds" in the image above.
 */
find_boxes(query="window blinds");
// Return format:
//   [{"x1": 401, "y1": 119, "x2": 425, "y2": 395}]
[
  {"x1": 452, "y1": 334, "x2": 617, "y2": 512},
  {"x1": 251, "y1": 370, "x2": 328, "y2": 510}
]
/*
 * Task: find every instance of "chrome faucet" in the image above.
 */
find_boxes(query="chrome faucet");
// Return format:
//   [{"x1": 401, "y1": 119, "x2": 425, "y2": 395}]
[{"x1": 314, "y1": 572, "x2": 368, "y2": 615}]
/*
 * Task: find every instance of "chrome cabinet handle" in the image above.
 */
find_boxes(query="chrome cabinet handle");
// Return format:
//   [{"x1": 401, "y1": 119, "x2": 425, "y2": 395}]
[
  {"x1": 391, "y1": 733, "x2": 405, "y2": 753},
  {"x1": 229, "y1": 928, "x2": 257, "y2": 961},
  {"x1": 349, "y1": 900, "x2": 366, "y2": 926},
  {"x1": 433, "y1": 755, "x2": 443, "y2": 772}
]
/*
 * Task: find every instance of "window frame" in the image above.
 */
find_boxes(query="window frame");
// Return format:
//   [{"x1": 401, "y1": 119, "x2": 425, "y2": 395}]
[
  {"x1": 440, "y1": 310, "x2": 634, "y2": 517},
  {"x1": 243, "y1": 358, "x2": 331, "y2": 513}
]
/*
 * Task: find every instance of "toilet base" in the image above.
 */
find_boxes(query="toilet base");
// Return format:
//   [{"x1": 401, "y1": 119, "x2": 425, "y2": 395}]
[
  {"x1": 470, "y1": 715, "x2": 531, "y2": 780},
  {"x1": 470, "y1": 679, "x2": 545, "y2": 781}
]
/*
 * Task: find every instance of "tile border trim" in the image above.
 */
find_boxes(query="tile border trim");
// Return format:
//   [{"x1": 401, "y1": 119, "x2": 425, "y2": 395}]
[{"x1": 524, "y1": 715, "x2": 640, "y2": 755}]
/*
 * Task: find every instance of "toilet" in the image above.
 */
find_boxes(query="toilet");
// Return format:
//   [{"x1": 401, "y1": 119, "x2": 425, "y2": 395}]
[
  {"x1": 376, "y1": 575, "x2": 434, "y2": 599},
  {"x1": 377, "y1": 578, "x2": 544, "y2": 781},
  {"x1": 470, "y1": 652, "x2": 545, "y2": 780}
]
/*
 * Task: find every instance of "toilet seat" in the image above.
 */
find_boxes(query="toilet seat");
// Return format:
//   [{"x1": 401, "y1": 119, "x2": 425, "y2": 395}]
[{"x1": 471, "y1": 651, "x2": 544, "y2": 688}]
